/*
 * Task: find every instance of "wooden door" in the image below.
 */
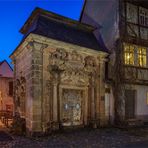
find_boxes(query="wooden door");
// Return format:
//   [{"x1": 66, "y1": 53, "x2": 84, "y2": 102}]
[
  {"x1": 125, "y1": 90, "x2": 136, "y2": 119},
  {"x1": 61, "y1": 89, "x2": 83, "y2": 126}
]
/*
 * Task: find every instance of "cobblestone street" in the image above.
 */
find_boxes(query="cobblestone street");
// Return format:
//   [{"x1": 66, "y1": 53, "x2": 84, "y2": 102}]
[{"x1": 0, "y1": 127, "x2": 148, "y2": 148}]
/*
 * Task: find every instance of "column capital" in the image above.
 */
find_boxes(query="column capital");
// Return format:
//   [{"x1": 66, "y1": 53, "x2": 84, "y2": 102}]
[{"x1": 26, "y1": 41, "x2": 48, "y2": 51}]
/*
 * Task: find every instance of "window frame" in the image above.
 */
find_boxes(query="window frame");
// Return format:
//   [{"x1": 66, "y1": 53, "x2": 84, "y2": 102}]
[
  {"x1": 125, "y1": 2, "x2": 148, "y2": 40},
  {"x1": 146, "y1": 92, "x2": 148, "y2": 105},
  {"x1": 124, "y1": 43, "x2": 147, "y2": 68}
]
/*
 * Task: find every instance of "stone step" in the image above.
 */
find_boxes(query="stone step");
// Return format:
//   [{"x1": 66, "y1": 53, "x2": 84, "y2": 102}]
[{"x1": 126, "y1": 119, "x2": 143, "y2": 127}]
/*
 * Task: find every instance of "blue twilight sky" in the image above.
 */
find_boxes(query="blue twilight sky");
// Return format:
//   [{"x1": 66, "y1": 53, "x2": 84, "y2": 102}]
[{"x1": 0, "y1": 0, "x2": 84, "y2": 65}]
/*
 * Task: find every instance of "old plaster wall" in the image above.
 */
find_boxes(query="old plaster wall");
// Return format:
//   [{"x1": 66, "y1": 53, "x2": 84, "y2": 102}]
[
  {"x1": 0, "y1": 77, "x2": 13, "y2": 111},
  {"x1": 124, "y1": 84, "x2": 148, "y2": 123},
  {"x1": 134, "y1": 85, "x2": 148, "y2": 121}
]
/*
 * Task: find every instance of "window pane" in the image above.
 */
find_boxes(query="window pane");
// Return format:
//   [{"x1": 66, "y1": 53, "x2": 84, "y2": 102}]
[
  {"x1": 124, "y1": 43, "x2": 147, "y2": 67},
  {"x1": 140, "y1": 27, "x2": 148, "y2": 40},
  {"x1": 124, "y1": 43, "x2": 134, "y2": 65},
  {"x1": 139, "y1": 7, "x2": 148, "y2": 27},
  {"x1": 126, "y1": 3, "x2": 138, "y2": 24},
  {"x1": 138, "y1": 47, "x2": 147, "y2": 67},
  {"x1": 147, "y1": 92, "x2": 148, "y2": 105}
]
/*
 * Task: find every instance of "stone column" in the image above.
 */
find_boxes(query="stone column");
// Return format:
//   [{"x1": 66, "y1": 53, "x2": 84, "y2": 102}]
[
  {"x1": 53, "y1": 73, "x2": 58, "y2": 122},
  {"x1": 84, "y1": 87, "x2": 88, "y2": 125},
  {"x1": 98, "y1": 56, "x2": 107, "y2": 126},
  {"x1": 90, "y1": 75, "x2": 97, "y2": 128},
  {"x1": 51, "y1": 71, "x2": 60, "y2": 130}
]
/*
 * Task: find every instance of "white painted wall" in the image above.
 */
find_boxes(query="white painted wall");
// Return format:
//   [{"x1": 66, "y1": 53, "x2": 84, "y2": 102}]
[{"x1": 134, "y1": 85, "x2": 148, "y2": 120}]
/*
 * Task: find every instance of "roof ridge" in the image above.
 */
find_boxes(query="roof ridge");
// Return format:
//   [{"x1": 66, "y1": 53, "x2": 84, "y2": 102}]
[{"x1": 20, "y1": 7, "x2": 96, "y2": 34}]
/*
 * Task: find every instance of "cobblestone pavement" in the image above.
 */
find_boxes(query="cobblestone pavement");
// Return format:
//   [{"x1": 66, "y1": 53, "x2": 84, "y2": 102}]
[{"x1": 0, "y1": 127, "x2": 148, "y2": 148}]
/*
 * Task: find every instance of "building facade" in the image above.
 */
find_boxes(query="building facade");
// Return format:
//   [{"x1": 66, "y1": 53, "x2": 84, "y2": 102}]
[
  {"x1": 0, "y1": 60, "x2": 13, "y2": 112},
  {"x1": 10, "y1": 8, "x2": 108, "y2": 135},
  {"x1": 81, "y1": 0, "x2": 148, "y2": 125}
]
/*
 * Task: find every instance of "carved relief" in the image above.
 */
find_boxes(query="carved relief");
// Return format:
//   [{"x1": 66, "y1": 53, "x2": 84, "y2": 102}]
[
  {"x1": 84, "y1": 56, "x2": 96, "y2": 73},
  {"x1": 49, "y1": 48, "x2": 67, "y2": 71},
  {"x1": 49, "y1": 49, "x2": 89, "y2": 86},
  {"x1": 15, "y1": 77, "x2": 26, "y2": 117},
  {"x1": 60, "y1": 71, "x2": 89, "y2": 86},
  {"x1": 65, "y1": 50, "x2": 84, "y2": 70}
]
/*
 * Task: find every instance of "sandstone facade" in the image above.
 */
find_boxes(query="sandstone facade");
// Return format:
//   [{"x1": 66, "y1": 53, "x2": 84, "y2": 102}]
[
  {"x1": 10, "y1": 8, "x2": 108, "y2": 135},
  {"x1": 10, "y1": 33, "x2": 108, "y2": 135}
]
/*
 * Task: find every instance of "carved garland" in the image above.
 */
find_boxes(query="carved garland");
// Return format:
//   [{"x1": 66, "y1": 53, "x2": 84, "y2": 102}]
[{"x1": 48, "y1": 48, "x2": 97, "y2": 85}]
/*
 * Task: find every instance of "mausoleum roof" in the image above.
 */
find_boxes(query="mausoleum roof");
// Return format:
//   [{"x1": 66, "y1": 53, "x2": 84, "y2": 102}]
[{"x1": 20, "y1": 7, "x2": 108, "y2": 52}]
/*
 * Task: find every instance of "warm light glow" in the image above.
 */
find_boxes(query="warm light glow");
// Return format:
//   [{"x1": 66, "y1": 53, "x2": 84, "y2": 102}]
[
  {"x1": 124, "y1": 43, "x2": 134, "y2": 65},
  {"x1": 124, "y1": 43, "x2": 147, "y2": 67},
  {"x1": 138, "y1": 47, "x2": 147, "y2": 67},
  {"x1": 0, "y1": 91, "x2": 2, "y2": 102},
  {"x1": 147, "y1": 92, "x2": 148, "y2": 105},
  {"x1": 126, "y1": 55, "x2": 130, "y2": 59}
]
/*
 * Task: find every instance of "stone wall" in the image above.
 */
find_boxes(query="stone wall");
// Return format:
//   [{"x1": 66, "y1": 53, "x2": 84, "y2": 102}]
[{"x1": 12, "y1": 42, "x2": 32, "y2": 133}]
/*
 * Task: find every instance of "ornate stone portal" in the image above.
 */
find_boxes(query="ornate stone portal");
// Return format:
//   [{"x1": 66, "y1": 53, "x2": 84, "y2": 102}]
[
  {"x1": 11, "y1": 37, "x2": 108, "y2": 135},
  {"x1": 43, "y1": 47, "x2": 107, "y2": 130}
]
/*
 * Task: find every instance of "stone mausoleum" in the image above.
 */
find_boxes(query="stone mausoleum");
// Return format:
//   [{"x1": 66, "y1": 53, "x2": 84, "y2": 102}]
[{"x1": 10, "y1": 8, "x2": 108, "y2": 135}]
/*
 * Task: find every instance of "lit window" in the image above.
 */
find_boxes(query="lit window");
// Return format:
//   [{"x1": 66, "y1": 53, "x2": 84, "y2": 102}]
[
  {"x1": 0, "y1": 91, "x2": 2, "y2": 102},
  {"x1": 138, "y1": 47, "x2": 147, "y2": 67},
  {"x1": 146, "y1": 92, "x2": 148, "y2": 105},
  {"x1": 124, "y1": 43, "x2": 135, "y2": 65},
  {"x1": 124, "y1": 43, "x2": 147, "y2": 67}
]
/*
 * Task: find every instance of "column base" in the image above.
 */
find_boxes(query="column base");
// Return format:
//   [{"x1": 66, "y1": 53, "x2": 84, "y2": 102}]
[
  {"x1": 51, "y1": 121, "x2": 60, "y2": 131},
  {"x1": 89, "y1": 119, "x2": 99, "y2": 128}
]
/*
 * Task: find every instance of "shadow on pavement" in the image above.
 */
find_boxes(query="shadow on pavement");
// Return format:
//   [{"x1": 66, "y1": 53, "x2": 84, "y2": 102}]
[{"x1": 0, "y1": 131, "x2": 13, "y2": 141}]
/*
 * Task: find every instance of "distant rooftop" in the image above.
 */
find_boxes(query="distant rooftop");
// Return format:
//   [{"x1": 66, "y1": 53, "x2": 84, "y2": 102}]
[{"x1": 0, "y1": 60, "x2": 13, "y2": 78}]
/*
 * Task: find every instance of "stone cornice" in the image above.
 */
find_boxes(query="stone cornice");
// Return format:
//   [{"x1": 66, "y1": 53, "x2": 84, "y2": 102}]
[
  {"x1": 10, "y1": 33, "x2": 108, "y2": 62},
  {"x1": 30, "y1": 33, "x2": 108, "y2": 58}
]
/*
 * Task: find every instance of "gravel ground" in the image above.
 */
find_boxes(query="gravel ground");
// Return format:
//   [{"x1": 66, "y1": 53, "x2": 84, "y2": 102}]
[{"x1": 0, "y1": 127, "x2": 148, "y2": 148}]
